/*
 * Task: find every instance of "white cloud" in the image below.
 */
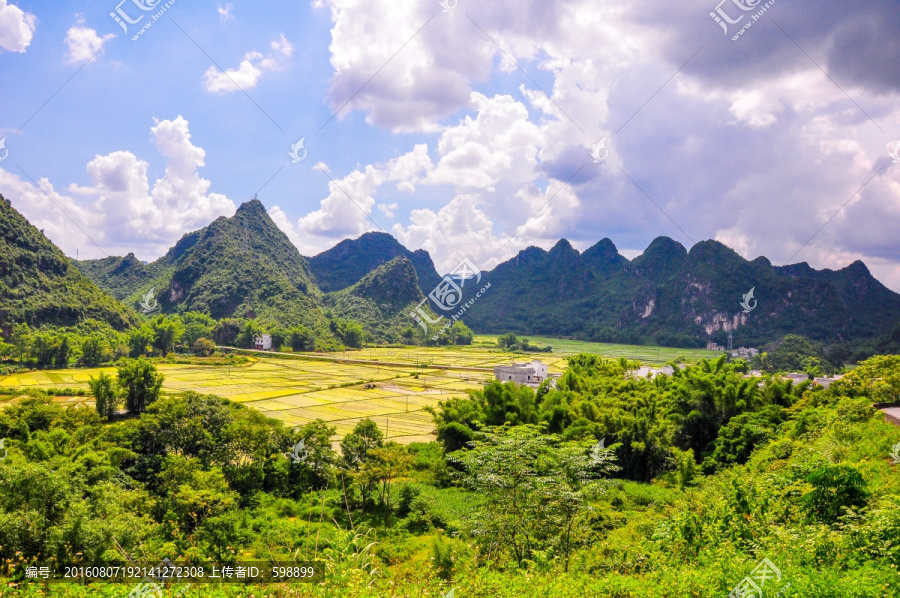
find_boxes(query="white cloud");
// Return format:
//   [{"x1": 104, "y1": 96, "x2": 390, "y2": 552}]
[
  {"x1": 65, "y1": 17, "x2": 114, "y2": 64},
  {"x1": 0, "y1": 0, "x2": 36, "y2": 52},
  {"x1": 204, "y1": 34, "x2": 293, "y2": 94},
  {"x1": 377, "y1": 202, "x2": 398, "y2": 218},
  {"x1": 0, "y1": 117, "x2": 234, "y2": 260},
  {"x1": 393, "y1": 195, "x2": 510, "y2": 273},
  {"x1": 297, "y1": 165, "x2": 382, "y2": 237},
  {"x1": 217, "y1": 3, "x2": 234, "y2": 21}
]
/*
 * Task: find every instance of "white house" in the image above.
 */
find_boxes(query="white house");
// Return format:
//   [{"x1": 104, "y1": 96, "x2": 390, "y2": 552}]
[
  {"x1": 628, "y1": 365, "x2": 675, "y2": 379},
  {"x1": 493, "y1": 360, "x2": 550, "y2": 387},
  {"x1": 254, "y1": 334, "x2": 272, "y2": 351}
]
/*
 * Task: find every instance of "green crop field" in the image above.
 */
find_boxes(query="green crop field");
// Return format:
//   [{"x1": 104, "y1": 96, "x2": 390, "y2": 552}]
[
  {"x1": 471, "y1": 334, "x2": 716, "y2": 365},
  {"x1": 0, "y1": 338, "x2": 716, "y2": 443}
]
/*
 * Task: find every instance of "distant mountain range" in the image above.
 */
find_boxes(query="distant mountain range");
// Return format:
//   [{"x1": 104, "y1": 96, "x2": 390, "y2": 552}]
[
  {"x1": 453, "y1": 236, "x2": 900, "y2": 348},
  {"x1": 3, "y1": 195, "x2": 898, "y2": 349}
]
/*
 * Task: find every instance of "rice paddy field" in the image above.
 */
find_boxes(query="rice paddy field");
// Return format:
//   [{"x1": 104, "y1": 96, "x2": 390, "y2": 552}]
[{"x1": 0, "y1": 336, "x2": 718, "y2": 443}]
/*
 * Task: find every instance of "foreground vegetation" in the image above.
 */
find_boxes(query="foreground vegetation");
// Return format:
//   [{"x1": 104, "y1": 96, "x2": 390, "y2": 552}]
[{"x1": 0, "y1": 353, "x2": 898, "y2": 596}]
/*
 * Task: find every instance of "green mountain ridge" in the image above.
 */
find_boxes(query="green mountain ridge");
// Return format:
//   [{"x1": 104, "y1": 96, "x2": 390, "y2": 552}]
[
  {"x1": 458, "y1": 236, "x2": 900, "y2": 348},
  {"x1": 78, "y1": 199, "x2": 328, "y2": 333},
  {"x1": 308, "y1": 231, "x2": 441, "y2": 294},
  {"x1": 0, "y1": 195, "x2": 138, "y2": 334},
  {"x1": 65, "y1": 199, "x2": 900, "y2": 349},
  {"x1": 324, "y1": 256, "x2": 431, "y2": 341}
]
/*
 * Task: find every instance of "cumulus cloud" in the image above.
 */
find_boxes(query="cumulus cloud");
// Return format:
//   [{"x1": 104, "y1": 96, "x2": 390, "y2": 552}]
[
  {"x1": 377, "y1": 202, "x2": 398, "y2": 218},
  {"x1": 217, "y1": 3, "x2": 234, "y2": 21},
  {"x1": 65, "y1": 17, "x2": 114, "y2": 64},
  {"x1": 204, "y1": 34, "x2": 293, "y2": 94},
  {"x1": 303, "y1": 0, "x2": 900, "y2": 289},
  {"x1": 392, "y1": 195, "x2": 507, "y2": 273},
  {"x1": 0, "y1": 0, "x2": 36, "y2": 52},
  {"x1": 0, "y1": 117, "x2": 234, "y2": 259}
]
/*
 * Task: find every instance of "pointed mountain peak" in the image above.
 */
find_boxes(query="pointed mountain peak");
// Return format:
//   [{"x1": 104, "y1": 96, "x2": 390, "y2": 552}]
[
  {"x1": 346, "y1": 255, "x2": 424, "y2": 311},
  {"x1": 687, "y1": 239, "x2": 740, "y2": 261},
  {"x1": 583, "y1": 238, "x2": 627, "y2": 275},
  {"x1": 644, "y1": 236, "x2": 687, "y2": 257},
  {"x1": 236, "y1": 198, "x2": 266, "y2": 214},
  {"x1": 309, "y1": 232, "x2": 440, "y2": 294},
  {"x1": 631, "y1": 236, "x2": 688, "y2": 281},
  {"x1": 585, "y1": 238, "x2": 619, "y2": 256},
  {"x1": 550, "y1": 238, "x2": 577, "y2": 254}
]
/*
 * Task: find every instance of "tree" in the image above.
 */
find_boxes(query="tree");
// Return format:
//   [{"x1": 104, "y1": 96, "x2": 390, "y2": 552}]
[
  {"x1": 117, "y1": 358, "x2": 164, "y2": 414},
  {"x1": 149, "y1": 315, "x2": 185, "y2": 356},
  {"x1": 287, "y1": 326, "x2": 315, "y2": 351},
  {"x1": 804, "y1": 356, "x2": 823, "y2": 380},
  {"x1": 341, "y1": 419, "x2": 384, "y2": 469},
  {"x1": 497, "y1": 332, "x2": 518, "y2": 350},
  {"x1": 336, "y1": 320, "x2": 364, "y2": 349},
  {"x1": 400, "y1": 327, "x2": 417, "y2": 345},
  {"x1": 80, "y1": 335, "x2": 107, "y2": 366},
  {"x1": 450, "y1": 321, "x2": 474, "y2": 345},
  {"x1": 341, "y1": 419, "x2": 384, "y2": 509},
  {"x1": 89, "y1": 372, "x2": 119, "y2": 420},
  {"x1": 803, "y1": 464, "x2": 869, "y2": 524},
  {"x1": 193, "y1": 338, "x2": 216, "y2": 356},
  {"x1": 285, "y1": 419, "x2": 338, "y2": 492},
  {"x1": 361, "y1": 445, "x2": 412, "y2": 526},
  {"x1": 452, "y1": 426, "x2": 618, "y2": 569},
  {"x1": 127, "y1": 326, "x2": 153, "y2": 358},
  {"x1": 235, "y1": 320, "x2": 263, "y2": 349},
  {"x1": 180, "y1": 312, "x2": 216, "y2": 346}
]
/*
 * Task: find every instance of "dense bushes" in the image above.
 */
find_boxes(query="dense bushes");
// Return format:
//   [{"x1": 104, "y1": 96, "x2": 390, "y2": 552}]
[
  {"x1": 1, "y1": 354, "x2": 899, "y2": 598},
  {"x1": 432, "y1": 354, "x2": 807, "y2": 481}
]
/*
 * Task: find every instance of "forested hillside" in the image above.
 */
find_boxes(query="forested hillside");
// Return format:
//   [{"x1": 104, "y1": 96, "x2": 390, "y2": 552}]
[
  {"x1": 459, "y1": 236, "x2": 900, "y2": 349},
  {"x1": 324, "y1": 256, "x2": 433, "y2": 342},
  {"x1": 308, "y1": 231, "x2": 442, "y2": 294},
  {"x1": 0, "y1": 195, "x2": 137, "y2": 334}
]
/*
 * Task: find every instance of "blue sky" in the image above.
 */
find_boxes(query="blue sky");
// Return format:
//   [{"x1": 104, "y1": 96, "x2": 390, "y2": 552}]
[{"x1": 2, "y1": 0, "x2": 900, "y2": 290}]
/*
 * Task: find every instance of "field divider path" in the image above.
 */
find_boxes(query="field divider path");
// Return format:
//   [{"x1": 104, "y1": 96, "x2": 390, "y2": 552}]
[{"x1": 217, "y1": 347, "x2": 496, "y2": 373}]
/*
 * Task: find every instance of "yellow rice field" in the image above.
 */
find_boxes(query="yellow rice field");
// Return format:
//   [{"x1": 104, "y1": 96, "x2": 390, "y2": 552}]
[{"x1": 0, "y1": 338, "x2": 714, "y2": 443}]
